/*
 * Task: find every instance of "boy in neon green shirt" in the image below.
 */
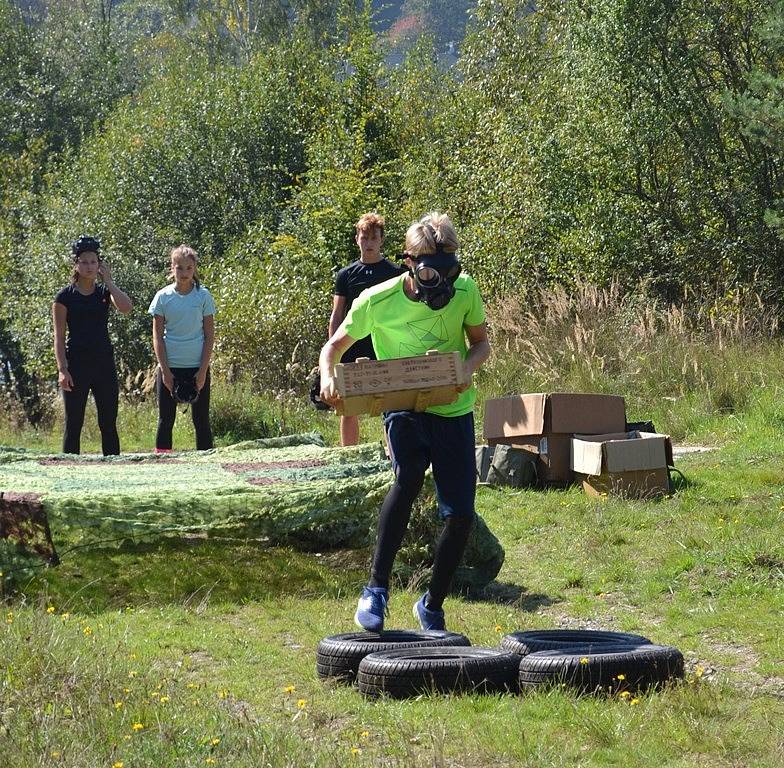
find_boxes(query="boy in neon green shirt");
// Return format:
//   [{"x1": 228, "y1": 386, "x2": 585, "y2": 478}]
[{"x1": 319, "y1": 212, "x2": 491, "y2": 632}]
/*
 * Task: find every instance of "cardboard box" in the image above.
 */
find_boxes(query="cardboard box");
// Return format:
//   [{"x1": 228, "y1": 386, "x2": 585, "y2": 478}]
[
  {"x1": 334, "y1": 350, "x2": 463, "y2": 417},
  {"x1": 482, "y1": 393, "x2": 626, "y2": 485},
  {"x1": 570, "y1": 431, "x2": 673, "y2": 499}
]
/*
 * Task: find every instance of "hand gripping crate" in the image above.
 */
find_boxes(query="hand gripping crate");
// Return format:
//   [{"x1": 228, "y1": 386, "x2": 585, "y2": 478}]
[{"x1": 334, "y1": 350, "x2": 465, "y2": 417}]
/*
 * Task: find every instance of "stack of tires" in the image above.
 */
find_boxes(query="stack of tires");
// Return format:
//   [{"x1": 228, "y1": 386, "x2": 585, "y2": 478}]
[{"x1": 317, "y1": 627, "x2": 684, "y2": 700}]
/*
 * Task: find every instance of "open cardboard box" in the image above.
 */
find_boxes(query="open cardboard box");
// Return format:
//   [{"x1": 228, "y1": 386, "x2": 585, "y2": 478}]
[
  {"x1": 571, "y1": 430, "x2": 673, "y2": 499},
  {"x1": 482, "y1": 393, "x2": 626, "y2": 484}
]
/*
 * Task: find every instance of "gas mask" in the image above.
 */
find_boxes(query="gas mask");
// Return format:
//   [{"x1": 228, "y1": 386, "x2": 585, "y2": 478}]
[{"x1": 410, "y1": 246, "x2": 461, "y2": 310}]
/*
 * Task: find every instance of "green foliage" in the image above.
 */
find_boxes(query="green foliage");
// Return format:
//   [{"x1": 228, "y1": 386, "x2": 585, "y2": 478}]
[
  {"x1": 12, "y1": 43, "x2": 319, "y2": 377},
  {"x1": 2, "y1": 0, "x2": 784, "y2": 411}
]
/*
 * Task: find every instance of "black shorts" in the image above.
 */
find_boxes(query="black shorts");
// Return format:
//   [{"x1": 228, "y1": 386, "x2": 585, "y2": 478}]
[
  {"x1": 342, "y1": 336, "x2": 375, "y2": 363},
  {"x1": 383, "y1": 410, "x2": 476, "y2": 519}
]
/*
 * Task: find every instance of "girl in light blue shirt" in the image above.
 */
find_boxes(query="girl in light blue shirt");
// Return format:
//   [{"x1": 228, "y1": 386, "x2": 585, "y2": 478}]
[{"x1": 148, "y1": 245, "x2": 216, "y2": 451}]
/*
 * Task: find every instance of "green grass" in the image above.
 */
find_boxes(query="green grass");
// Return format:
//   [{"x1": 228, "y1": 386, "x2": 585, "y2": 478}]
[{"x1": 2, "y1": 396, "x2": 784, "y2": 766}]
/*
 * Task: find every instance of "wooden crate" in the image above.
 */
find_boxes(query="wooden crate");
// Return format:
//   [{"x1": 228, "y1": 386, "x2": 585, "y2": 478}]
[{"x1": 334, "y1": 350, "x2": 464, "y2": 417}]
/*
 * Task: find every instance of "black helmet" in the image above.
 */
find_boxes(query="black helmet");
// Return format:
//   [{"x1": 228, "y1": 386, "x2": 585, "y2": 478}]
[
  {"x1": 173, "y1": 376, "x2": 199, "y2": 405},
  {"x1": 308, "y1": 367, "x2": 331, "y2": 411},
  {"x1": 71, "y1": 235, "x2": 101, "y2": 258}
]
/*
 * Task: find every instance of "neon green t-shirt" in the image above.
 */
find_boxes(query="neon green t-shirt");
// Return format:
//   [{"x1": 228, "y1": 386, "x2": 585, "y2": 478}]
[{"x1": 341, "y1": 272, "x2": 486, "y2": 417}]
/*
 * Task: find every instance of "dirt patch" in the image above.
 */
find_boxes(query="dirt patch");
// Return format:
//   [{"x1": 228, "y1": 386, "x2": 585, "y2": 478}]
[
  {"x1": 38, "y1": 457, "x2": 183, "y2": 466},
  {"x1": 246, "y1": 477, "x2": 281, "y2": 486},
  {"x1": 0, "y1": 491, "x2": 41, "y2": 502},
  {"x1": 222, "y1": 460, "x2": 327, "y2": 472},
  {"x1": 0, "y1": 491, "x2": 59, "y2": 565}
]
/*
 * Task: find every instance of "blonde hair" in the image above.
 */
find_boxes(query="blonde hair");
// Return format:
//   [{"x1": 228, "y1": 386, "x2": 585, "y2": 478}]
[
  {"x1": 169, "y1": 244, "x2": 201, "y2": 289},
  {"x1": 355, "y1": 212, "x2": 385, "y2": 237},
  {"x1": 404, "y1": 211, "x2": 459, "y2": 258}
]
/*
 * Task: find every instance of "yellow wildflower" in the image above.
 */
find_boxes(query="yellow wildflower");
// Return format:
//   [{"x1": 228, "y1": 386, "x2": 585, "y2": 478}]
[
  {"x1": 132, "y1": 722, "x2": 144, "y2": 732},
  {"x1": 695, "y1": 665, "x2": 705, "y2": 678},
  {"x1": 83, "y1": 626, "x2": 93, "y2": 636},
  {"x1": 351, "y1": 746, "x2": 362, "y2": 755},
  {"x1": 128, "y1": 671, "x2": 137, "y2": 679},
  {"x1": 619, "y1": 691, "x2": 630, "y2": 698},
  {"x1": 51, "y1": 751, "x2": 61, "y2": 759},
  {"x1": 112, "y1": 762, "x2": 124, "y2": 768},
  {"x1": 160, "y1": 696, "x2": 170, "y2": 704},
  {"x1": 206, "y1": 760, "x2": 216, "y2": 765},
  {"x1": 47, "y1": 606, "x2": 56, "y2": 614},
  {"x1": 283, "y1": 685, "x2": 296, "y2": 694},
  {"x1": 114, "y1": 701, "x2": 124, "y2": 710},
  {"x1": 211, "y1": 738, "x2": 221, "y2": 746},
  {"x1": 616, "y1": 674, "x2": 625, "y2": 681},
  {"x1": 580, "y1": 657, "x2": 589, "y2": 664},
  {"x1": 360, "y1": 731, "x2": 369, "y2": 739},
  {"x1": 187, "y1": 683, "x2": 199, "y2": 689},
  {"x1": 297, "y1": 699, "x2": 307, "y2": 709},
  {"x1": 494, "y1": 625, "x2": 503, "y2": 633},
  {"x1": 630, "y1": 698, "x2": 640, "y2": 706},
  {"x1": 61, "y1": 613, "x2": 70, "y2": 621},
  {"x1": 218, "y1": 689, "x2": 229, "y2": 699}
]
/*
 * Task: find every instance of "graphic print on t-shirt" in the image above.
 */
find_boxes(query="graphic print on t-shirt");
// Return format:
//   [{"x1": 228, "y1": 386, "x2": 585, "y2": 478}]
[{"x1": 399, "y1": 316, "x2": 450, "y2": 357}]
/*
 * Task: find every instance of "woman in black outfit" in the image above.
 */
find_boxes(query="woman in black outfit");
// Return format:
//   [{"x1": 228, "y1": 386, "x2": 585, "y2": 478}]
[{"x1": 52, "y1": 235, "x2": 132, "y2": 455}]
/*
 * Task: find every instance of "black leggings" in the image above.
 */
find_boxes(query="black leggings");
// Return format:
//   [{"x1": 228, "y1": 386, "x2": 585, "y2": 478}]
[
  {"x1": 62, "y1": 353, "x2": 120, "y2": 456},
  {"x1": 369, "y1": 480, "x2": 474, "y2": 610},
  {"x1": 156, "y1": 367, "x2": 213, "y2": 450}
]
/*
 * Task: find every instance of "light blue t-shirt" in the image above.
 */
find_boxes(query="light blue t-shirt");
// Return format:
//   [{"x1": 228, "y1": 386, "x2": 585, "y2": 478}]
[{"x1": 148, "y1": 284, "x2": 216, "y2": 368}]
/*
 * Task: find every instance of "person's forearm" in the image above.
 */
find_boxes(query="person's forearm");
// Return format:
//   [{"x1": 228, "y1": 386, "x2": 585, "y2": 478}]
[
  {"x1": 153, "y1": 333, "x2": 170, "y2": 373},
  {"x1": 328, "y1": 311, "x2": 345, "y2": 338},
  {"x1": 54, "y1": 338, "x2": 68, "y2": 373},
  {"x1": 464, "y1": 340, "x2": 491, "y2": 379},
  {"x1": 199, "y1": 331, "x2": 214, "y2": 372},
  {"x1": 105, "y1": 281, "x2": 133, "y2": 313},
  {"x1": 319, "y1": 341, "x2": 342, "y2": 386}
]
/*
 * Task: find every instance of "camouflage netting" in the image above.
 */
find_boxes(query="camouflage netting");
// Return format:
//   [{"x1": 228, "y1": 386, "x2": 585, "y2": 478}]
[{"x1": 0, "y1": 434, "x2": 504, "y2": 591}]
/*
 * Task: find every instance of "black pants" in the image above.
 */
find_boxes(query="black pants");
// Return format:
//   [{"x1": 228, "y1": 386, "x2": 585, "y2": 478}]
[
  {"x1": 156, "y1": 367, "x2": 213, "y2": 450},
  {"x1": 62, "y1": 353, "x2": 120, "y2": 456},
  {"x1": 369, "y1": 411, "x2": 476, "y2": 608}
]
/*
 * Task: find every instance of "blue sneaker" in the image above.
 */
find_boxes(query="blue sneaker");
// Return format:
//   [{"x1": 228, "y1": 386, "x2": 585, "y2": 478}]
[
  {"x1": 413, "y1": 592, "x2": 446, "y2": 631},
  {"x1": 354, "y1": 586, "x2": 389, "y2": 632}
]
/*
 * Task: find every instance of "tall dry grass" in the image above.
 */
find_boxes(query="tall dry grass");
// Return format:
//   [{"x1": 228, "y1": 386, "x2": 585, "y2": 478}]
[{"x1": 480, "y1": 280, "x2": 784, "y2": 438}]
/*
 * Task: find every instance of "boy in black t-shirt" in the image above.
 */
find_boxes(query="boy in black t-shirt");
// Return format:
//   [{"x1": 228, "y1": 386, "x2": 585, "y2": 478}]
[{"x1": 329, "y1": 213, "x2": 403, "y2": 446}]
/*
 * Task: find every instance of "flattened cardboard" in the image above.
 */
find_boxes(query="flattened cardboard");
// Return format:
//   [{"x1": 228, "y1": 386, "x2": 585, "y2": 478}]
[
  {"x1": 482, "y1": 393, "x2": 626, "y2": 440},
  {"x1": 577, "y1": 468, "x2": 670, "y2": 499}
]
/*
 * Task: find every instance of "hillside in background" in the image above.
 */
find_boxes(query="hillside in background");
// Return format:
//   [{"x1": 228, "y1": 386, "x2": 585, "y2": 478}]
[{"x1": 1, "y1": 0, "x2": 782, "y2": 425}]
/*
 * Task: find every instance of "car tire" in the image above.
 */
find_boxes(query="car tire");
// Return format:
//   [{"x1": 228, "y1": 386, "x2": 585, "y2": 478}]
[
  {"x1": 317, "y1": 630, "x2": 471, "y2": 683},
  {"x1": 518, "y1": 643, "x2": 685, "y2": 694},
  {"x1": 357, "y1": 646, "x2": 520, "y2": 698}
]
